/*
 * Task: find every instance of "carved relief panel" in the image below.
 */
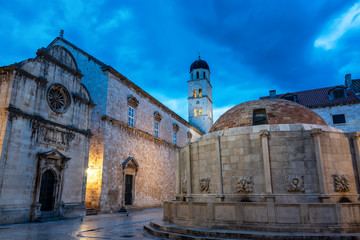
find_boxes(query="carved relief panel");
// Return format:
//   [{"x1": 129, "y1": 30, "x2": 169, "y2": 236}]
[
  {"x1": 181, "y1": 178, "x2": 187, "y2": 194},
  {"x1": 286, "y1": 175, "x2": 305, "y2": 192},
  {"x1": 236, "y1": 176, "x2": 254, "y2": 193},
  {"x1": 199, "y1": 177, "x2": 211, "y2": 193},
  {"x1": 332, "y1": 174, "x2": 350, "y2": 192},
  {"x1": 32, "y1": 123, "x2": 75, "y2": 148}
]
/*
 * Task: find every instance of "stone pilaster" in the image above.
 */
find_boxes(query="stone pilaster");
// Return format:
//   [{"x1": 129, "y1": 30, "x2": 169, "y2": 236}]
[
  {"x1": 260, "y1": 130, "x2": 272, "y2": 194},
  {"x1": 185, "y1": 144, "x2": 192, "y2": 200},
  {"x1": 176, "y1": 149, "x2": 181, "y2": 196},
  {"x1": 216, "y1": 136, "x2": 224, "y2": 198},
  {"x1": 350, "y1": 132, "x2": 360, "y2": 187},
  {"x1": 311, "y1": 129, "x2": 328, "y2": 199}
]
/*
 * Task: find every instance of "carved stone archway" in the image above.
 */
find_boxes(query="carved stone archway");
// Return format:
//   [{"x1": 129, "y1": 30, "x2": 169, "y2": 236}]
[
  {"x1": 31, "y1": 149, "x2": 70, "y2": 221},
  {"x1": 119, "y1": 157, "x2": 139, "y2": 212}
]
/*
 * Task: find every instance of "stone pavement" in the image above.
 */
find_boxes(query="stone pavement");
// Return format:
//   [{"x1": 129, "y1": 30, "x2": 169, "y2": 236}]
[{"x1": 0, "y1": 208, "x2": 165, "y2": 240}]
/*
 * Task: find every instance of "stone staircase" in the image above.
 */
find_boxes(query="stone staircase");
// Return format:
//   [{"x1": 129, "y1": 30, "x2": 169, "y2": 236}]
[
  {"x1": 86, "y1": 208, "x2": 98, "y2": 215},
  {"x1": 144, "y1": 220, "x2": 360, "y2": 240},
  {"x1": 35, "y1": 211, "x2": 65, "y2": 222}
]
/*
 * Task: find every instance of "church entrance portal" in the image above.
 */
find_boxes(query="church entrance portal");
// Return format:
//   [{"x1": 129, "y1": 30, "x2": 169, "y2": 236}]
[
  {"x1": 39, "y1": 170, "x2": 55, "y2": 211},
  {"x1": 125, "y1": 175, "x2": 133, "y2": 205}
]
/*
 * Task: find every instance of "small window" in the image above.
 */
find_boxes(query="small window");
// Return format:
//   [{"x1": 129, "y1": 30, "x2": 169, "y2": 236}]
[
  {"x1": 332, "y1": 114, "x2": 346, "y2": 124},
  {"x1": 333, "y1": 88, "x2": 346, "y2": 99},
  {"x1": 128, "y1": 106, "x2": 135, "y2": 127},
  {"x1": 253, "y1": 109, "x2": 268, "y2": 125},
  {"x1": 283, "y1": 95, "x2": 296, "y2": 102},
  {"x1": 196, "y1": 71, "x2": 199, "y2": 79},
  {"x1": 203, "y1": 72, "x2": 206, "y2": 78},
  {"x1": 155, "y1": 121, "x2": 159, "y2": 137},
  {"x1": 199, "y1": 89, "x2": 202, "y2": 97},
  {"x1": 173, "y1": 131, "x2": 177, "y2": 145},
  {"x1": 193, "y1": 89, "x2": 197, "y2": 98},
  {"x1": 194, "y1": 108, "x2": 202, "y2": 117}
]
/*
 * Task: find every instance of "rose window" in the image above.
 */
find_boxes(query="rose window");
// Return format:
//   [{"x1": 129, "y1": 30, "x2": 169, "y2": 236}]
[{"x1": 47, "y1": 84, "x2": 71, "y2": 113}]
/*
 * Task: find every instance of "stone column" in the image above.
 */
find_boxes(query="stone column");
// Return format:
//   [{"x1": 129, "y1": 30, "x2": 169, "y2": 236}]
[
  {"x1": 175, "y1": 149, "x2": 181, "y2": 196},
  {"x1": 185, "y1": 144, "x2": 192, "y2": 200},
  {"x1": 216, "y1": 136, "x2": 224, "y2": 197},
  {"x1": 260, "y1": 130, "x2": 272, "y2": 194},
  {"x1": 351, "y1": 132, "x2": 360, "y2": 187},
  {"x1": 311, "y1": 129, "x2": 328, "y2": 199}
]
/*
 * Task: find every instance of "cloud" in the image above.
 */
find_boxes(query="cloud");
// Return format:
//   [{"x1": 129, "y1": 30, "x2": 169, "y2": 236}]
[
  {"x1": 213, "y1": 105, "x2": 233, "y2": 122},
  {"x1": 315, "y1": 2, "x2": 360, "y2": 50}
]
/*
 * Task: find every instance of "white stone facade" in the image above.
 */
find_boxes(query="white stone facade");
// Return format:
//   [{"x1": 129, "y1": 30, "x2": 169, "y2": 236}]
[
  {"x1": 312, "y1": 103, "x2": 360, "y2": 132},
  {"x1": 0, "y1": 46, "x2": 94, "y2": 224},
  {"x1": 48, "y1": 37, "x2": 203, "y2": 212}
]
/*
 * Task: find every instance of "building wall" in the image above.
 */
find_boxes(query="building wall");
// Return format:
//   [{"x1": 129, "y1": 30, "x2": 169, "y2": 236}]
[
  {"x1": 178, "y1": 124, "x2": 358, "y2": 203},
  {"x1": 0, "y1": 46, "x2": 93, "y2": 224},
  {"x1": 49, "y1": 38, "x2": 204, "y2": 212},
  {"x1": 312, "y1": 104, "x2": 360, "y2": 132}
]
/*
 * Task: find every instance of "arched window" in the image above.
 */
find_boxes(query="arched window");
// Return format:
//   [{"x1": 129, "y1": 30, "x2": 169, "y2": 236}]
[
  {"x1": 194, "y1": 108, "x2": 197, "y2": 117},
  {"x1": 203, "y1": 72, "x2": 206, "y2": 78},
  {"x1": 198, "y1": 89, "x2": 202, "y2": 97},
  {"x1": 196, "y1": 71, "x2": 199, "y2": 79},
  {"x1": 193, "y1": 89, "x2": 197, "y2": 98}
]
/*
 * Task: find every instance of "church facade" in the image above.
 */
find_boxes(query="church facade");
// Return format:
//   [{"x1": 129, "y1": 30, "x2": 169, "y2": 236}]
[
  {"x1": 47, "y1": 36, "x2": 207, "y2": 212},
  {"x1": 0, "y1": 45, "x2": 94, "y2": 224}
]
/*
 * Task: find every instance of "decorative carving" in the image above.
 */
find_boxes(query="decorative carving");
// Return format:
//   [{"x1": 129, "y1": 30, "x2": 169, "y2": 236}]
[
  {"x1": 332, "y1": 174, "x2": 350, "y2": 192},
  {"x1": 173, "y1": 123, "x2": 179, "y2": 133},
  {"x1": 127, "y1": 95, "x2": 139, "y2": 108},
  {"x1": 181, "y1": 179, "x2": 187, "y2": 194},
  {"x1": 286, "y1": 175, "x2": 305, "y2": 192},
  {"x1": 259, "y1": 130, "x2": 269, "y2": 137},
  {"x1": 154, "y1": 111, "x2": 162, "y2": 122},
  {"x1": 187, "y1": 131, "x2": 192, "y2": 140},
  {"x1": 350, "y1": 131, "x2": 360, "y2": 140},
  {"x1": 35, "y1": 124, "x2": 75, "y2": 148},
  {"x1": 47, "y1": 84, "x2": 71, "y2": 113},
  {"x1": 236, "y1": 176, "x2": 254, "y2": 193},
  {"x1": 199, "y1": 177, "x2": 211, "y2": 193},
  {"x1": 310, "y1": 128, "x2": 322, "y2": 137}
]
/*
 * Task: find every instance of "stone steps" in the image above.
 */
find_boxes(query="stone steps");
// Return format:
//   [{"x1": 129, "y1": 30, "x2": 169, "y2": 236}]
[
  {"x1": 86, "y1": 208, "x2": 98, "y2": 215},
  {"x1": 35, "y1": 212, "x2": 65, "y2": 222},
  {"x1": 144, "y1": 220, "x2": 360, "y2": 240}
]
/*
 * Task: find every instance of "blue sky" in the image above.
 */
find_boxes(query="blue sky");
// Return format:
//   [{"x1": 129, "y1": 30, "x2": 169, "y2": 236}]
[{"x1": 1, "y1": 0, "x2": 360, "y2": 121}]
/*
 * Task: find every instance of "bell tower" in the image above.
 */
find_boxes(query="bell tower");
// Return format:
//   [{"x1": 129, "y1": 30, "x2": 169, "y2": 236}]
[{"x1": 188, "y1": 56, "x2": 213, "y2": 133}]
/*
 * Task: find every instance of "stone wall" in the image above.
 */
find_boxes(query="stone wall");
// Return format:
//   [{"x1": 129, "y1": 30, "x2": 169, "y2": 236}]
[
  {"x1": 313, "y1": 104, "x2": 360, "y2": 132},
  {"x1": 49, "y1": 37, "x2": 204, "y2": 212},
  {"x1": 178, "y1": 124, "x2": 359, "y2": 203},
  {"x1": 0, "y1": 46, "x2": 93, "y2": 224}
]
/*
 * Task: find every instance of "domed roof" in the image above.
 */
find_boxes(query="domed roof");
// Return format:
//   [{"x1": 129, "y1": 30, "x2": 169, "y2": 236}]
[
  {"x1": 209, "y1": 99, "x2": 326, "y2": 132},
  {"x1": 190, "y1": 56, "x2": 210, "y2": 72}
]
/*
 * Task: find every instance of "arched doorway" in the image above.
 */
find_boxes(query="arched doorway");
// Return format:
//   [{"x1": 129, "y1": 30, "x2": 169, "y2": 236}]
[{"x1": 39, "y1": 170, "x2": 55, "y2": 211}]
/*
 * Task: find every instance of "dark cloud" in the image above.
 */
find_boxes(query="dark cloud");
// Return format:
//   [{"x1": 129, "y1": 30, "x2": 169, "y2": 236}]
[{"x1": 1, "y1": 0, "x2": 360, "y2": 120}]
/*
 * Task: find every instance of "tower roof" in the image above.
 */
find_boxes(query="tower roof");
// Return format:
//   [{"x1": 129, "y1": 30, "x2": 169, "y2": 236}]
[{"x1": 190, "y1": 56, "x2": 210, "y2": 72}]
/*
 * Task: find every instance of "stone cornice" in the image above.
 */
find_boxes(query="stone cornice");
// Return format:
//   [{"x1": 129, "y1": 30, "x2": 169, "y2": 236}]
[
  {"x1": 36, "y1": 48, "x2": 83, "y2": 78},
  {"x1": 48, "y1": 37, "x2": 204, "y2": 136},
  {"x1": 101, "y1": 115, "x2": 180, "y2": 149},
  {"x1": 0, "y1": 65, "x2": 48, "y2": 84},
  {"x1": 188, "y1": 95, "x2": 213, "y2": 104},
  {"x1": 6, "y1": 105, "x2": 92, "y2": 137},
  {"x1": 187, "y1": 78, "x2": 212, "y2": 88},
  {"x1": 101, "y1": 66, "x2": 204, "y2": 136},
  {"x1": 72, "y1": 93, "x2": 96, "y2": 108}
]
